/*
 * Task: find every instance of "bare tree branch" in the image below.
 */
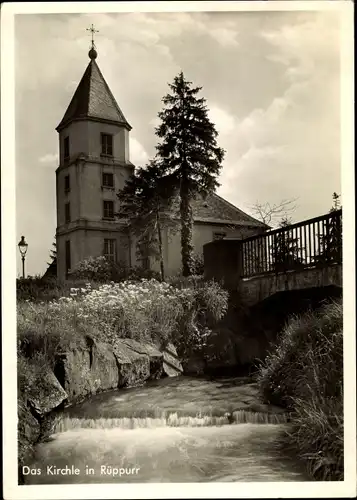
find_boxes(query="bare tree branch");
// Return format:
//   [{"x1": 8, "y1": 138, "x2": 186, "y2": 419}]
[{"x1": 249, "y1": 198, "x2": 299, "y2": 228}]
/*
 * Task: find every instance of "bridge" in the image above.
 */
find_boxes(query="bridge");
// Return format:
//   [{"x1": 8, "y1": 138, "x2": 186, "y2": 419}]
[{"x1": 203, "y1": 209, "x2": 342, "y2": 306}]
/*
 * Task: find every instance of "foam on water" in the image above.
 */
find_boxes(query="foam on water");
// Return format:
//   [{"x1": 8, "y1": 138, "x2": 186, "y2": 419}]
[
  {"x1": 54, "y1": 410, "x2": 289, "y2": 433},
  {"x1": 27, "y1": 424, "x2": 308, "y2": 483}
]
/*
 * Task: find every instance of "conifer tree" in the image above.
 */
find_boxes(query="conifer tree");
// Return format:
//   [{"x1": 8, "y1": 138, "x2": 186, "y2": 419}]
[
  {"x1": 47, "y1": 237, "x2": 57, "y2": 266},
  {"x1": 117, "y1": 161, "x2": 177, "y2": 280},
  {"x1": 155, "y1": 72, "x2": 225, "y2": 276},
  {"x1": 315, "y1": 192, "x2": 342, "y2": 265},
  {"x1": 272, "y1": 217, "x2": 302, "y2": 273}
]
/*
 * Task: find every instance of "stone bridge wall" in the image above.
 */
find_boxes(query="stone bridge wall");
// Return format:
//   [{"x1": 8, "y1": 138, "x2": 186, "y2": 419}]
[
  {"x1": 203, "y1": 239, "x2": 342, "y2": 305},
  {"x1": 239, "y1": 264, "x2": 342, "y2": 306}
]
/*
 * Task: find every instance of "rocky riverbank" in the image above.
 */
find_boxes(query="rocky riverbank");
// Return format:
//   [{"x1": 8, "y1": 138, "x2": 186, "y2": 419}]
[{"x1": 18, "y1": 338, "x2": 183, "y2": 483}]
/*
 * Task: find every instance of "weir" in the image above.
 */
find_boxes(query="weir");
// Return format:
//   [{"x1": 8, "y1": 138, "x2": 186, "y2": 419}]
[
  {"x1": 24, "y1": 377, "x2": 308, "y2": 484},
  {"x1": 54, "y1": 410, "x2": 290, "y2": 433}
]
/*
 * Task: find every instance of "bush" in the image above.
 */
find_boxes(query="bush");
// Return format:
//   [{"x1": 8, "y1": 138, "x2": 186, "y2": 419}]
[
  {"x1": 257, "y1": 299, "x2": 343, "y2": 480},
  {"x1": 122, "y1": 266, "x2": 161, "y2": 282},
  {"x1": 68, "y1": 256, "x2": 162, "y2": 283},
  {"x1": 167, "y1": 276, "x2": 229, "y2": 361},
  {"x1": 68, "y1": 256, "x2": 115, "y2": 282},
  {"x1": 16, "y1": 276, "x2": 99, "y2": 303},
  {"x1": 17, "y1": 299, "x2": 90, "y2": 366},
  {"x1": 191, "y1": 253, "x2": 204, "y2": 275},
  {"x1": 17, "y1": 276, "x2": 59, "y2": 302},
  {"x1": 18, "y1": 278, "x2": 229, "y2": 366}
]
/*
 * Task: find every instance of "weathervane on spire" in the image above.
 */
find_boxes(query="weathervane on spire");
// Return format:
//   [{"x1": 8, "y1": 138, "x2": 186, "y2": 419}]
[{"x1": 87, "y1": 24, "x2": 99, "y2": 60}]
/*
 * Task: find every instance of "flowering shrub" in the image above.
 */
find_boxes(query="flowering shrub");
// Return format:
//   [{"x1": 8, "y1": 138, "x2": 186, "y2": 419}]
[
  {"x1": 68, "y1": 256, "x2": 114, "y2": 281},
  {"x1": 18, "y1": 278, "x2": 229, "y2": 362},
  {"x1": 68, "y1": 257, "x2": 162, "y2": 283}
]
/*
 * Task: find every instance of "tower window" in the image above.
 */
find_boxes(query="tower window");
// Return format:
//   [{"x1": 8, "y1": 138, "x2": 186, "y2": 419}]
[
  {"x1": 64, "y1": 174, "x2": 70, "y2": 193},
  {"x1": 65, "y1": 202, "x2": 71, "y2": 223},
  {"x1": 103, "y1": 200, "x2": 114, "y2": 219},
  {"x1": 102, "y1": 172, "x2": 114, "y2": 188},
  {"x1": 64, "y1": 136, "x2": 70, "y2": 160},
  {"x1": 104, "y1": 239, "x2": 116, "y2": 262},
  {"x1": 65, "y1": 240, "x2": 71, "y2": 276},
  {"x1": 101, "y1": 133, "x2": 113, "y2": 156}
]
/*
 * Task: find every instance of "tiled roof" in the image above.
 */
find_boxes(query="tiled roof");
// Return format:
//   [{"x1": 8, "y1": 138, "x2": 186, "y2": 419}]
[
  {"x1": 170, "y1": 192, "x2": 268, "y2": 228},
  {"x1": 56, "y1": 59, "x2": 131, "y2": 131},
  {"x1": 192, "y1": 193, "x2": 267, "y2": 227}
]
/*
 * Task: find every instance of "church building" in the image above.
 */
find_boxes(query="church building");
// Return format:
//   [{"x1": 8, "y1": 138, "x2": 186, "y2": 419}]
[{"x1": 55, "y1": 43, "x2": 267, "y2": 281}]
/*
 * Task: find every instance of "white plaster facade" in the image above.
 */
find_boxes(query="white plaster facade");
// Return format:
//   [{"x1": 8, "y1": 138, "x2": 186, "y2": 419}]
[{"x1": 55, "y1": 51, "x2": 267, "y2": 281}]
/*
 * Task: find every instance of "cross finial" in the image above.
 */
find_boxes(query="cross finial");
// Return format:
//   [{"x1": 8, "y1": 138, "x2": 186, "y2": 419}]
[{"x1": 86, "y1": 24, "x2": 99, "y2": 49}]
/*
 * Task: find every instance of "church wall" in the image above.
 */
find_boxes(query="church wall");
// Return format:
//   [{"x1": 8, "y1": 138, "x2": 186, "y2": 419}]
[
  {"x1": 162, "y1": 223, "x2": 264, "y2": 276},
  {"x1": 58, "y1": 122, "x2": 90, "y2": 163},
  {"x1": 56, "y1": 165, "x2": 82, "y2": 226},
  {"x1": 78, "y1": 161, "x2": 131, "y2": 221},
  {"x1": 87, "y1": 122, "x2": 128, "y2": 162},
  {"x1": 57, "y1": 228, "x2": 131, "y2": 281},
  {"x1": 80, "y1": 229, "x2": 130, "y2": 265}
]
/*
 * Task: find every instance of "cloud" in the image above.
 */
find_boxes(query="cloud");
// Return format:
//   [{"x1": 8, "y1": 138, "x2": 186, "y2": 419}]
[
  {"x1": 210, "y1": 27, "x2": 239, "y2": 47},
  {"x1": 261, "y1": 12, "x2": 340, "y2": 82},
  {"x1": 209, "y1": 106, "x2": 237, "y2": 135},
  {"x1": 39, "y1": 153, "x2": 58, "y2": 165},
  {"x1": 129, "y1": 137, "x2": 149, "y2": 166}
]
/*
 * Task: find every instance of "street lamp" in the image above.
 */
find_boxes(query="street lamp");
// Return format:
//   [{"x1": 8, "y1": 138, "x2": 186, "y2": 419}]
[{"x1": 18, "y1": 236, "x2": 28, "y2": 279}]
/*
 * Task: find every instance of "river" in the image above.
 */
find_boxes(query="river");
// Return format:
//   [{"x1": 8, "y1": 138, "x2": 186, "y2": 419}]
[{"x1": 24, "y1": 376, "x2": 309, "y2": 483}]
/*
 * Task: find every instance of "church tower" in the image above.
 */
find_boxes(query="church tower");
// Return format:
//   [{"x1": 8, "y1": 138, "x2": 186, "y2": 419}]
[{"x1": 55, "y1": 38, "x2": 135, "y2": 281}]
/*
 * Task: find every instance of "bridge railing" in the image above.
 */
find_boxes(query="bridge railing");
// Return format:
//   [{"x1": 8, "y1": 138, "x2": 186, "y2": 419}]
[{"x1": 241, "y1": 209, "x2": 342, "y2": 279}]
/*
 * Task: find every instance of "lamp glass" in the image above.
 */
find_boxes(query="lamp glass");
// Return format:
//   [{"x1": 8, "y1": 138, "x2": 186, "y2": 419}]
[{"x1": 18, "y1": 237, "x2": 28, "y2": 256}]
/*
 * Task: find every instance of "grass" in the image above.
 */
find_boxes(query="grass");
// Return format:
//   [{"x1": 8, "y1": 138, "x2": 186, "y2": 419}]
[
  {"x1": 257, "y1": 299, "x2": 343, "y2": 480},
  {"x1": 16, "y1": 276, "x2": 101, "y2": 303},
  {"x1": 17, "y1": 277, "x2": 228, "y2": 394}
]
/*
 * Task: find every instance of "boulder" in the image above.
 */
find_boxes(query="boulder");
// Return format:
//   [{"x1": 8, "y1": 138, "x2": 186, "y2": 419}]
[
  {"x1": 112, "y1": 340, "x2": 150, "y2": 387},
  {"x1": 27, "y1": 368, "x2": 68, "y2": 417},
  {"x1": 54, "y1": 339, "x2": 120, "y2": 403},
  {"x1": 162, "y1": 343, "x2": 183, "y2": 377},
  {"x1": 120, "y1": 339, "x2": 163, "y2": 379},
  {"x1": 54, "y1": 348, "x2": 93, "y2": 403},
  {"x1": 17, "y1": 398, "x2": 41, "y2": 470},
  {"x1": 90, "y1": 340, "x2": 119, "y2": 391}
]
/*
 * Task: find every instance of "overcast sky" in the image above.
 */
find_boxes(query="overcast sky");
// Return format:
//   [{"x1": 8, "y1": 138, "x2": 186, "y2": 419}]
[{"x1": 15, "y1": 9, "x2": 341, "y2": 277}]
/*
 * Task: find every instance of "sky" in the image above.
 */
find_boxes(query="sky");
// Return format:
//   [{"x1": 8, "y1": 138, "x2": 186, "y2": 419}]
[{"x1": 14, "y1": 8, "x2": 342, "y2": 277}]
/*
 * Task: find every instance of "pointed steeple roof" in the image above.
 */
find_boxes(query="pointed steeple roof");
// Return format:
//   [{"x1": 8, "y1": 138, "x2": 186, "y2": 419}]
[{"x1": 56, "y1": 51, "x2": 131, "y2": 132}]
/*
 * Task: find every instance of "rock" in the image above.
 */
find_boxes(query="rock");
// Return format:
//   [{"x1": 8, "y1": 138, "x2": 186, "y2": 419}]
[
  {"x1": 162, "y1": 343, "x2": 183, "y2": 377},
  {"x1": 112, "y1": 340, "x2": 150, "y2": 387},
  {"x1": 54, "y1": 348, "x2": 93, "y2": 403},
  {"x1": 27, "y1": 368, "x2": 68, "y2": 417},
  {"x1": 120, "y1": 339, "x2": 163, "y2": 379},
  {"x1": 17, "y1": 398, "x2": 41, "y2": 469},
  {"x1": 54, "y1": 339, "x2": 120, "y2": 403},
  {"x1": 90, "y1": 341, "x2": 119, "y2": 391}
]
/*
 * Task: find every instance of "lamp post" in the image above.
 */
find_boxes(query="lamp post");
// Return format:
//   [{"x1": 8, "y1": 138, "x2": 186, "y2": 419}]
[{"x1": 18, "y1": 236, "x2": 28, "y2": 279}]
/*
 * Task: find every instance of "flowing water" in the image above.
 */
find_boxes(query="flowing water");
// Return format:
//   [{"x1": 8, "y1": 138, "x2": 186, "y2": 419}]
[{"x1": 24, "y1": 377, "x2": 309, "y2": 483}]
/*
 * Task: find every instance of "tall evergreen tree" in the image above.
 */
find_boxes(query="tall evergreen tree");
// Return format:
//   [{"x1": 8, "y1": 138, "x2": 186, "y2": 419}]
[
  {"x1": 155, "y1": 71, "x2": 225, "y2": 276},
  {"x1": 117, "y1": 161, "x2": 177, "y2": 280}
]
